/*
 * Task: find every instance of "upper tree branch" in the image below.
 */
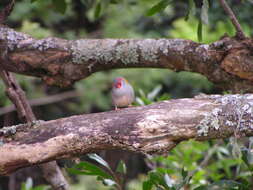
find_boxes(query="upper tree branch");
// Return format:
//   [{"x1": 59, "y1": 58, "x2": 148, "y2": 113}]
[
  {"x1": 218, "y1": 0, "x2": 246, "y2": 39},
  {"x1": 1, "y1": 26, "x2": 253, "y2": 92},
  {"x1": 1, "y1": 93, "x2": 253, "y2": 175}
]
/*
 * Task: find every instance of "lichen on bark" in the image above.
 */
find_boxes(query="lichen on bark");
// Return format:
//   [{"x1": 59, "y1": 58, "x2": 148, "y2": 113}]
[{"x1": 196, "y1": 94, "x2": 253, "y2": 137}]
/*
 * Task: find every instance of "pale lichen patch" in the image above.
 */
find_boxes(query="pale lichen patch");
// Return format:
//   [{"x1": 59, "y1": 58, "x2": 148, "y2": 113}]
[
  {"x1": 164, "y1": 39, "x2": 188, "y2": 53},
  {"x1": 115, "y1": 40, "x2": 139, "y2": 64},
  {"x1": 0, "y1": 123, "x2": 24, "y2": 136},
  {"x1": 197, "y1": 94, "x2": 253, "y2": 136},
  {"x1": 137, "y1": 39, "x2": 159, "y2": 62},
  {"x1": 71, "y1": 39, "x2": 117, "y2": 64},
  {"x1": 197, "y1": 107, "x2": 222, "y2": 136},
  {"x1": 0, "y1": 27, "x2": 30, "y2": 51},
  {"x1": 32, "y1": 37, "x2": 60, "y2": 51},
  {"x1": 195, "y1": 44, "x2": 210, "y2": 62}
]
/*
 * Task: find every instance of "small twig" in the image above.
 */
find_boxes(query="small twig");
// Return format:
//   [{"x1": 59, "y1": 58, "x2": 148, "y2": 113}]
[
  {"x1": 218, "y1": 0, "x2": 246, "y2": 39},
  {"x1": 0, "y1": 70, "x2": 36, "y2": 122},
  {"x1": 0, "y1": 90, "x2": 80, "y2": 116},
  {"x1": 187, "y1": 141, "x2": 224, "y2": 179},
  {"x1": 0, "y1": 0, "x2": 15, "y2": 24}
]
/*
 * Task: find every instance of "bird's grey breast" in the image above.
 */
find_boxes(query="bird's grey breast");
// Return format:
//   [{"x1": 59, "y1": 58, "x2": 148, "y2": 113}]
[{"x1": 112, "y1": 84, "x2": 135, "y2": 107}]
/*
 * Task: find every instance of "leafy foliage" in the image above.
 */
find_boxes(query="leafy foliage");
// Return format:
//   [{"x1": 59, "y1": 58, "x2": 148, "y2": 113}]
[
  {"x1": 146, "y1": 0, "x2": 172, "y2": 16},
  {"x1": 170, "y1": 18, "x2": 251, "y2": 43},
  {"x1": 68, "y1": 154, "x2": 127, "y2": 189}
]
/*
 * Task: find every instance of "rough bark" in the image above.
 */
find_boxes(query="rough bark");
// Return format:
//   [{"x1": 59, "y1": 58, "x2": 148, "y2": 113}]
[
  {"x1": 1, "y1": 26, "x2": 253, "y2": 92},
  {"x1": 1, "y1": 93, "x2": 253, "y2": 175}
]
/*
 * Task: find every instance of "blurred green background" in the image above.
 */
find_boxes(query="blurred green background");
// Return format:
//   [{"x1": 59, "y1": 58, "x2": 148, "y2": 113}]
[{"x1": 0, "y1": 0, "x2": 253, "y2": 190}]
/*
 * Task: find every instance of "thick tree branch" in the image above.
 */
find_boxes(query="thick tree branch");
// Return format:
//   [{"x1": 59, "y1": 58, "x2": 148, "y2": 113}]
[
  {"x1": 0, "y1": 26, "x2": 253, "y2": 92},
  {"x1": 1, "y1": 93, "x2": 253, "y2": 175},
  {"x1": 218, "y1": 0, "x2": 246, "y2": 39}
]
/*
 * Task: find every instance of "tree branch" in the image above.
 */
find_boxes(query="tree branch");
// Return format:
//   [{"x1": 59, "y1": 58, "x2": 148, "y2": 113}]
[
  {"x1": 0, "y1": 70, "x2": 36, "y2": 122},
  {"x1": 218, "y1": 0, "x2": 246, "y2": 39},
  {"x1": 0, "y1": 26, "x2": 253, "y2": 92},
  {"x1": 0, "y1": 0, "x2": 15, "y2": 24},
  {"x1": 1, "y1": 93, "x2": 253, "y2": 175}
]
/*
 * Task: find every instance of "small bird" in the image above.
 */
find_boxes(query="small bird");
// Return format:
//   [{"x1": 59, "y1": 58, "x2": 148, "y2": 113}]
[{"x1": 111, "y1": 77, "x2": 135, "y2": 110}]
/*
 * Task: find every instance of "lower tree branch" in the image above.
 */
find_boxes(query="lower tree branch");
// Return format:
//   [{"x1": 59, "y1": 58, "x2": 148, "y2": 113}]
[
  {"x1": 1, "y1": 93, "x2": 253, "y2": 175},
  {"x1": 218, "y1": 0, "x2": 246, "y2": 39}
]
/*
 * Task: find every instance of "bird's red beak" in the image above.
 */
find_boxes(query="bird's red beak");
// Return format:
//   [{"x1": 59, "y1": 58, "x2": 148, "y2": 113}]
[{"x1": 114, "y1": 81, "x2": 122, "y2": 88}]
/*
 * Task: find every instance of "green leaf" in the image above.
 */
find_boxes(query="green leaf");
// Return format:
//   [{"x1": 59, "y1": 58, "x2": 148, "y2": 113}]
[
  {"x1": 157, "y1": 93, "x2": 170, "y2": 101},
  {"x1": 181, "y1": 167, "x2": 188, "y2": 179},
  {"x1": 94, "y1": 2, "x2": 102, "y2": 19},
  {"x1": 116, "y1": 160, "x2": 127, "y2": 174},
  {"x1": 147, "y1": 85, "x2": 162, "y2": 100},
  {"x1": 148, "y1": 172, "x2": 170, "y2": 189},
  {"x1": 208, "y1": 180, "x2": 246, "y2": 189},
  {"x1": 67, "y1": 168, "x2": 93, "y2": 175},
  {"x1": 21, "y1": 184, "x2": 26, "y2": 190},
  {"x1": 87, "y1": 153, "x2": 111, "y2": 169},
  {"x1": 143, "y1": 181, "x2": 153, "y2": 190},
  {"x1": 197, "y1": 20, "x2": 202, "y2": 42},
  {"x1": 201, "y1": 0, "x2": 209, "y2": 25},
  {"x1": 241, "y1": 148, "x2": 249, "y2": 166},
  {"x1": 110, "y1": 0, "x2": 120, "y2": 4},
  {"x1": 146, "y1": 0, "x2": 171, "y2": 16},
  {"x1": 52, "y1": 0, "x2": 67, "y2": 14},
  {"x1": 193, "y1": 186, "x2": 206, "y2": 190},
  {"x1": 241, "y1": 147, "x2": 253, "y2": 171},
  {"x1": 68, "y1": 161, "x2": 112, "y2": 179},
  {"x1": 33, "y1": 186, "x2": 48, "y2": 190},
  {"x1": 31, "y1": 0, "x2": 39, "y2": 3},
  {"x1": 185, "y1": 0, "x2": 196, "y2": 21}
]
